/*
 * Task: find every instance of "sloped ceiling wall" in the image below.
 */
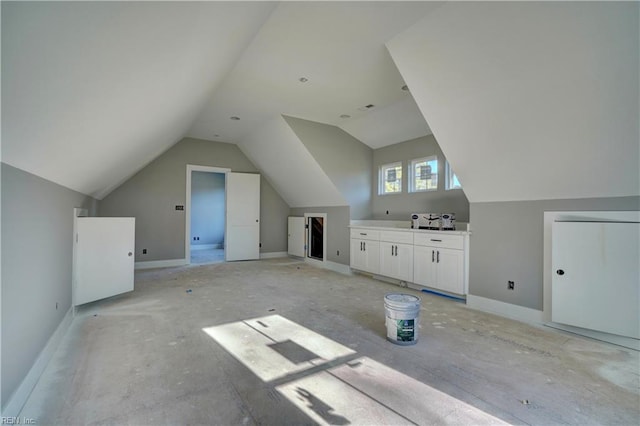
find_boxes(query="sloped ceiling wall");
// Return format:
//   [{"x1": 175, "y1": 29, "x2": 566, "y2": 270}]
[
  {"x1": 238, "y1": 116, "x2": 347, "y2": 208},
  {"x1": 387, "y1": 1, "x2": 639, "y2": 203},
  {"x1": 1, "y1": 1, "x2": 275, "y2": 199}
]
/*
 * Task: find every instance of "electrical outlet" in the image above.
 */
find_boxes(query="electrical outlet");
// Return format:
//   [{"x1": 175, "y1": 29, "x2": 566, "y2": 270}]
[
  {"x1": 143, "y1": 249, "x2": 147, "y2": 254},
  {"x1": 386, "y1": 210, "x2": 390, "y2": 215},
  {"x1": 508, "y1": 280, "x2": 515, "y2": 290}
]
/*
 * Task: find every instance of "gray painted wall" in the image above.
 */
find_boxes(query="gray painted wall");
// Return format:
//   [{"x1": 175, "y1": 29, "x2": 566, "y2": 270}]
[
  {"x1": 1, "y1": 163, "x2": 97, "y2": 409},
  {"x1": 290, "y1": 206, "x2": 351, "y2": 266},
  {"x1": 470, "y1": 196, "x2": 640, "y2": 310},
  {"x1": 373, "y1": 135, "x2": 470, "y2": 222},
  {"x1": 99, "y1": 138, "x2": 290, "y2": 261},
  {"x1": 190, "y1": 171, "x2": 225, "y2": 246},
  {"x1": 283, "y1": 116, "x2": 373, "y2": 219}
]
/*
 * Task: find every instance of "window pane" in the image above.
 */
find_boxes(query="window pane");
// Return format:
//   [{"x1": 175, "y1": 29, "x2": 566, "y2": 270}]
[
  {"x1": 381, "y1": 163, "x2": 402, "y2": 194},
  {"x1": 445, "y1": 161, "x2": 462, "y2": 190},
  {"x1": 412, "y1": 158, "x2": 437, "y2": 192}
]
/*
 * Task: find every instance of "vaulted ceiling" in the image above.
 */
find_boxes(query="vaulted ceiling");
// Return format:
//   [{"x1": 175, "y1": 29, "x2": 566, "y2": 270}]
[
  {"x1": 2, "y1": 1, "x2": 438, "y2": 200},
  {"x1": 3, "y1": 1, "x2": 638, "y2": 204}
]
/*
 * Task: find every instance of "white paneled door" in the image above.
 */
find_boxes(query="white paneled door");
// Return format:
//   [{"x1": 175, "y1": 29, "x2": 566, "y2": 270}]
[
  {"x1": 287, "y1": 216, "x2": 305, "y2": 258},
  {"x1": 226, "y1": 172, "x2": 260, "y2": 261},
  {"x1": 552, "y1": 221, "x2": 640, "y2": 339},
  {"x1": 75, "y1": 217, "x2": 135, "y2": 306}
]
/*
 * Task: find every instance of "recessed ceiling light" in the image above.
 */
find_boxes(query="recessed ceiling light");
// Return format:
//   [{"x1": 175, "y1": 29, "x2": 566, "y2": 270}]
[
  {"x1": 230, "y1": 116, "x2": 240, "y2": 121},
  {"x1": 357, "y1": 104, "x2": 375, "y2": 111},
  {"x1": 299, "y1": 77, "x2": 309, "y2": 83},
  {"x1": 340, "y1": 114, "x2": 351, "y2": 119},
  {"x1": 401, "y1": 85, "x2": 409, "y2": 91}
]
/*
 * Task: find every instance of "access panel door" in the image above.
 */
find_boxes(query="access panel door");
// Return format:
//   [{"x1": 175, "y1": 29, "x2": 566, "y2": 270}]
[
  {"x1": 552, "y1": 221, "x2": 639, "y2": 339},
  {"x1": 75, "y1": 217, "x2": 135, "y2": 306},
  {"x1": 288, "y1": 216, "x2": 305, "y2": 258},
  {"x1": 226, "y1": 172, "x2": 260, "y2": 261}
]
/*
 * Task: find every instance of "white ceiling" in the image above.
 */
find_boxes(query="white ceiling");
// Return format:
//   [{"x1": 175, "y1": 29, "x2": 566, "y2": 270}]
[
  {"x1": 2, "y1": 1, "x2": 442, "y2": 199},
  {"x1": 188, "y1": 1, "x2": 439, "y2": 146}
]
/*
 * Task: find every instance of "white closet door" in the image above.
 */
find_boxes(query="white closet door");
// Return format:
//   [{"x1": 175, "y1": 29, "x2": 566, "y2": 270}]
[
  {"x1": 75, "y1": 217, "x2": 135, "y2": 306},
  {"x1": 288, "y1": 216, "x2": 305, "y2": 257},
  {"x1": 226, "y1": 172, "x2": 260, "y2": 261},
  {"x1": 552, "y1": 221, "x2": 639, "y2": 339}
]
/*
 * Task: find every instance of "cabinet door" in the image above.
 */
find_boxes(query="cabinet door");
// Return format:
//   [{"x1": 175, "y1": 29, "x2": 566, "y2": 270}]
[
  {"x1": 379, "y1": 241, "x2": 395, "y2": 278},
  {"x1": 363, "y1": 240, "x2": 380, "y2": 274},
  {"x1": 350, "y1": 238, "x2": 367, "y2": 271},
  {"x1": 413, "y1": 245, "x2": 437, "y2": 287},
  {"x1": 395, "y1": 243, "x2": 414, "y2": 282},
  {"x1": 380, "y1": 242, "x2": 413, "y2": 281},
  {"x1": 435, "y1": 248, "x2": 464, "y2": 294}
]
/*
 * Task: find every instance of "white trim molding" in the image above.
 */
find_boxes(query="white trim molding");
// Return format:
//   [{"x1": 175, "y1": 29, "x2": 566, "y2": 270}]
[
  {"x1": 325, "y1": 261, "x2": 353, "y2": 276},
  {"x1": 542, "y1": 210, "x2": 640, "y2": 323},
  {"x1": 135, "y1": 258, "x2": 187, "y2": 270},
  {"x1": 2, "y1": 308, "x2": 73, "y2": 417},
  {"x1": 191, "y1": 244, "x2": 223, "y2": 251},
  {"x1": 260, "y1": 251, "x2": 288, "y2": 259},
  {"x1": 466, "y1": 294, "x2": 544, "y2": 325},
  {"x1": 185, "y1": 165, "x2": 230, "y2": 266}
]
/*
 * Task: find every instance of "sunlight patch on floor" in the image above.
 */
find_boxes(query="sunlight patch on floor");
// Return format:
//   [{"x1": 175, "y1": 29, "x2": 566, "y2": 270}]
[
  {"x1": 204, "y1": 315, "x2": 509, "y2": 425},
  {"x1": 203, "y1": 315, "x2": 355, "y2": 382}
]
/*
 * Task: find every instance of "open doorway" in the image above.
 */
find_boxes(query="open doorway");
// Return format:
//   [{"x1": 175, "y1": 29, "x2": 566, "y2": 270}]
[
  {"x1": 304, "y1": 213, "x2": 327, "y2": 264},
  {"x1": 186, "y1": 165, "x2": 230, "y2": 265}
]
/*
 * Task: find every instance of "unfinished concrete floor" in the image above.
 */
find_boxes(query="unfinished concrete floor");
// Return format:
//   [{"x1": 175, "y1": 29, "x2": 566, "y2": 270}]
[{"x1": 20, "y1": 258, "x2": 640, "y2": 425}]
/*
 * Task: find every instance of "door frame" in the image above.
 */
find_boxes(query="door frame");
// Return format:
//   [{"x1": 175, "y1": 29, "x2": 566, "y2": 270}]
[
  {"x1": 304, "y1": 212, "x2": 327, "y2": 266},
  {"x1": 185, "y1": 165, "x2": 230, "y2": 265},
  {"x1": 71, "y1": 207, "x2": 89, "y2": 314}
]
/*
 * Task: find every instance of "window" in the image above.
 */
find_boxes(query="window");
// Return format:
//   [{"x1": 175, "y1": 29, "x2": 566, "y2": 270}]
[
  {"x1": 445, "y1": 161, "x2": 462, "y2": 190},
  {"x1": 409, "y1": 156, "x2": 437, "y2": 192},
  {"x1": 379, "y1": 162, "x2": 402, "y2": 194}
]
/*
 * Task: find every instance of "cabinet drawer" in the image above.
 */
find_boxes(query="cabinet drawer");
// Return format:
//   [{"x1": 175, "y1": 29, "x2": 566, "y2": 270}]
[
  {"x1": 350, "y1": 228, "x2": 380, "y2": 241},
  {"x1": 414, "y1": 232, "x2": 463, "y2": 250},
  {"x1": 379, "y1": 230, "x2": 414, "y2": 245}
]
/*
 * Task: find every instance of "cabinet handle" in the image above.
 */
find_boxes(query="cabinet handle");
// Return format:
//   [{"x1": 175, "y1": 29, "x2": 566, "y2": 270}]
[
  {"x1": 432, "y1": 250, "x2": 435, "y2": 262},
  {"x1": 431, "y1": 239, "x2": 442, "y2": 242},
  {"x1": 395, "y1": 245, "x2": 398, "y2": 256},
  {"x1": 360, "y1": 242, "x2": 363, "y2": 251},
  {"x1": 363, "y1": 242, "x2": 366, "y2": 251},
  {"x1": 360, "y1": 233, "x2": 367, "y2": 236},
  {"x1": 391, "y1": 245, "x2": 394, "y2": 256},
  {"x1": 437, "y1": 251, "x2": 440, "y2": 263}
]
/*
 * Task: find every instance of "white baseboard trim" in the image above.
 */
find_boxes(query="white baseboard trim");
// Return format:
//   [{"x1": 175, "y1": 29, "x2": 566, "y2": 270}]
[
  {"x1": 3, "y1": 308, "x2": 73, "y2": 417},
  {"x1": 260, "y1": 251, "x2": 288, "y2": 259},
  {"x1": 135, "y1": 258, "x2": 187, "y2": 270},
  {"x1": 325, "y1": 260, "x2": 352, "y2": 275},
  {"x1": 544, "y1": 322, "x2": 639, "y2": 351},
  {"x1": 466, "y1": 294, "x2": 544, "y2": 325},
  {"x1": 190, "y1": 243, "x2": 223, "y2": 251}
]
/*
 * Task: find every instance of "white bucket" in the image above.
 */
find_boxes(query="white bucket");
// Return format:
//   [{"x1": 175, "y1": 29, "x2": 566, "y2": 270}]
[{"x1": 384, "y1": 293, "x2": 421, "y2": 345}]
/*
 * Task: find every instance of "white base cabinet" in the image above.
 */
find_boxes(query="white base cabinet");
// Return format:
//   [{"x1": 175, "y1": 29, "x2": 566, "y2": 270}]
[
  {"x1": 380, "y1": 241, "x2": 413, "y2": 282},
  {"x1": 351, "y1": 226, "x2": 469, "y2": 296},
  {"x1": 350, "y1": 229, "x2": 380, "y2": 274},
  {"x1": 414, "y1": 246, "x2": 464, "y2": 295}
]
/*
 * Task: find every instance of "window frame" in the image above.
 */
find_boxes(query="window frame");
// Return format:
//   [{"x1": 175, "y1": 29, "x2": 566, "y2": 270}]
[
  {"x1": 378, "y1": 161, "x2": 403, "y2": 195},
  {"x1": 445, "y1": 161, "x2": 462, "y2": 190},
  {"x1": 409, "y1": 156, "x2": 438, "y2": 193}
]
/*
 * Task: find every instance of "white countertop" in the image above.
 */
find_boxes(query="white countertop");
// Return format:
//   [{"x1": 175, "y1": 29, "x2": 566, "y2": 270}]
[{"x1": 350, "y1": 220, "x2": 471, "y2": 236}]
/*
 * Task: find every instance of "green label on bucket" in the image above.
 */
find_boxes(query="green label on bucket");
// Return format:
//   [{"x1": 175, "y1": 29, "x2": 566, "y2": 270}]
[{"x1": 397, "y1": 319, "x2": 415, "y2": 341}]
